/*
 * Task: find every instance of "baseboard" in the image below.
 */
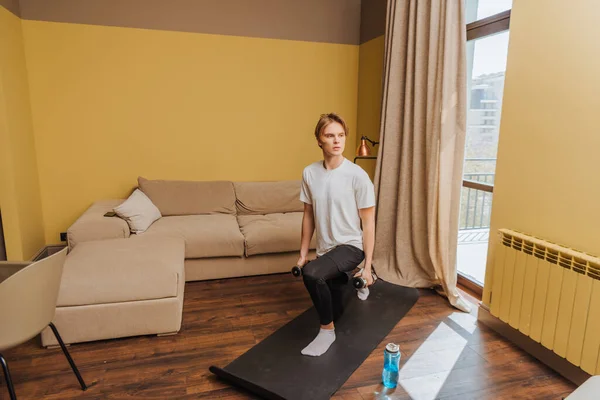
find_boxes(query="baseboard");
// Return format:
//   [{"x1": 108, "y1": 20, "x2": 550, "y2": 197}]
[
  {"x1": 477, "y1": 306, "x2": 591, "y2": 386},
  {"x1": 31, "y1": 244, "x2": 67, "y2": 262}
]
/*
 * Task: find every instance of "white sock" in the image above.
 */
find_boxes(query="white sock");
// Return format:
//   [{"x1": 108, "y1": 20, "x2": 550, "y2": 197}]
[
  {"x1": 301, "y1": 328, "x2": 336, "y2": 356},
  {"x1": 357, "y1": 287, "x2": 369, "y2": 301}
]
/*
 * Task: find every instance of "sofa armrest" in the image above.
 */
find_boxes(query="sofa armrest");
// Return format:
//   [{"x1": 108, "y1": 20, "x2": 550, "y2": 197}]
[{"x1": 67, "y1": 200, "x2": 131, "y2": 249}]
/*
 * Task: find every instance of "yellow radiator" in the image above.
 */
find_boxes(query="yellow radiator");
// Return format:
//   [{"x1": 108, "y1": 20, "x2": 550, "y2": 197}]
[{"x1": 490, "y1": 229, "x2": 600, "y2": 375}]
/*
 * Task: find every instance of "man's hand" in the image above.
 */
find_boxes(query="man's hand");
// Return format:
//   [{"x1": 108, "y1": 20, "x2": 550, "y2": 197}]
[
  {"x1": 355, "y1": 268, "x2": 374, "y2": 287},
  {"x1": 362, "y1": 270, "x2": 374, "y2": 287},
  {"x1": 359, "y1": 206, "x2": 375, "y2": 287},
  {"x1": 297, "y1": 256, "x2": 308, "y2": 268},
  {"x1": 297, "y1": 203, "x2": 314, "y2": 268}
]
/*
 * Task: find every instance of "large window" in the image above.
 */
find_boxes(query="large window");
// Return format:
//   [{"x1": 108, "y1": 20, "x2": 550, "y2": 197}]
[{"x1": 457, "y1": 0, "x2": 511, "y2": 292}]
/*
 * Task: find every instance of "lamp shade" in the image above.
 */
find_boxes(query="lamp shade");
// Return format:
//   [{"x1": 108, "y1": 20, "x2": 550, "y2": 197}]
[{"x1": 356, "y1": 138, "x2": 371, "y2": 156}]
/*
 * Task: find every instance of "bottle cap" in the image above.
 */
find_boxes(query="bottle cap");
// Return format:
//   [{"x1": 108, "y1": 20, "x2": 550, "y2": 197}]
[{"x1": 386, "y1": 343, "x2": 399, "y2": 353}]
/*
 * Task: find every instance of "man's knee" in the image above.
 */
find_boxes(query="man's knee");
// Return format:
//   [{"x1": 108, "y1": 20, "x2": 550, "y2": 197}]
[{"x1": 302, "y1": 261, "x2": 328, "y2": 284}]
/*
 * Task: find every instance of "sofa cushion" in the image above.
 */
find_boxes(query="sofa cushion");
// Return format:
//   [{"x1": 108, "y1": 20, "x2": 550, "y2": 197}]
[
  {"x1": 58, "y1": 236, "x2": 184, "y2": 307},
  {"x1": 234, "y1": 180, "x2": 304, "y2": 215},
  {"x1": 138, "y1": 177, "x2": 236, "y2": 216},
  {"x1": 144, "y1": 214, "x2": 245, "y2": 258},
  {"x1": 237, "y1": 213, "x2": 316, "y2": 256}
]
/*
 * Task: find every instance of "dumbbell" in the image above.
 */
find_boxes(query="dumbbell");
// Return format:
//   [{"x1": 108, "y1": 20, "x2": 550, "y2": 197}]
[
  {"x1": 352, "y1": 269, "x2": 377, "y2": 289},
  {"x1": 352, "y1": 276, "x2": 368, "y2": 289},
  {"x1": 292, "y1": 259, "x2": 314, "y2": 277}
]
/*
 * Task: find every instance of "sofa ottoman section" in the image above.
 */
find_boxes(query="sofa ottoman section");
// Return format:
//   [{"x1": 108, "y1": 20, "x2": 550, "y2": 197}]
[{"x1": 40, "y1": 235, "x2": 185, "y2": 346}]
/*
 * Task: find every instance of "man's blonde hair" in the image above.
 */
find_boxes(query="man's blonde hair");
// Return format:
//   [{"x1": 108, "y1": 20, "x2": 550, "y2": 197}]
[{"x1": 314, "y1": 113, "x2": 348, "y2": 142}]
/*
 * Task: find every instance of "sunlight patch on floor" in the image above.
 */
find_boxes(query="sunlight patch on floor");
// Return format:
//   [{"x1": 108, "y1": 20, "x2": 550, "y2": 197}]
[
  {"x1": 448, "y1": 312, "x2": 478, "y2": 334},
  {"x1": 398, "y1": 322, "x2": 468, "y2": 400}
]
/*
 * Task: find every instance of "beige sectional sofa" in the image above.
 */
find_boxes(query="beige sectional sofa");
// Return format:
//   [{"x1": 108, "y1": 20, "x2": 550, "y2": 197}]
[
  {"x1": 43, "y1": 178, "x2": 317, "y2": 346},
  {"x1": 41, "y1": 235, "x2": 185, "y2": 346},
  {"x1": 67, "y1": 177, "x2": 317, "y2": 281}
]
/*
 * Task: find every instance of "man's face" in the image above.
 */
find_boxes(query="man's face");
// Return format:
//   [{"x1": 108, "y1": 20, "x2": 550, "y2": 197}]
[{"x1": 319, "y1": 122, "x2": 346, "y2": 156}]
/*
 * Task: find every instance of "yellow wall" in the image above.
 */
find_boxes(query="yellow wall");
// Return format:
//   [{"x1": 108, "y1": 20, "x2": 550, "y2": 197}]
[
  {"x1": 483, "y1": 0, "x2": 600, "y2": 304},
  {"x1": 0, "y1": 7, "x2": 45, "y2": 261},
  {"x1": 356, "y1": 35, "x2": 385, "y2": 180},
  {"x1": 20, "y1": 20, "x2": 359, "y2": 243}
]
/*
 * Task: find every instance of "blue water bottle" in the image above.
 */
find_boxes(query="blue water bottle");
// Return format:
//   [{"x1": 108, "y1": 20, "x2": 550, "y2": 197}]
[{"x1": 382, "y1": 343, "x2": 400, "y2": 388}]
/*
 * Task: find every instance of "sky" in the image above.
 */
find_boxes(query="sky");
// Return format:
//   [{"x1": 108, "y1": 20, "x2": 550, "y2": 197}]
[
  {"x1": 472, "y1": 32, "x2": 510, "y2": 77},
  {"x1": 470, "y1": 0, "x2": 513, "y2": 22}
]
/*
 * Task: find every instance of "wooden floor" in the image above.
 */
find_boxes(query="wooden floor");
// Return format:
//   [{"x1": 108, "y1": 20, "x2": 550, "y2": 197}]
[{"x1": 2, "y1": 274, "x2": 575, "y2": 399}]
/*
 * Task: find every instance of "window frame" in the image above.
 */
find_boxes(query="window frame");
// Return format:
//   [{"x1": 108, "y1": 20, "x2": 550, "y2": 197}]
[{"x1": 467, "y1": 9, "x2": 511, "y2": 41}]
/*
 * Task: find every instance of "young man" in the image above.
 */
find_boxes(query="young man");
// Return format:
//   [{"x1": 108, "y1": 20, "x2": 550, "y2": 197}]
[{"x1": 296, "y1": 113, "x2": 376, "y2": 357}]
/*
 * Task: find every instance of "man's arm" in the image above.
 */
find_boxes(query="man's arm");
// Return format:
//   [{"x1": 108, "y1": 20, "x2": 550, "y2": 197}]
[
  {"x1": 297, "y1": 203, "x2": 315, "y2": 266},
  {"x1": 359, "y1": 206, "x2": 376, "y2": 280}
]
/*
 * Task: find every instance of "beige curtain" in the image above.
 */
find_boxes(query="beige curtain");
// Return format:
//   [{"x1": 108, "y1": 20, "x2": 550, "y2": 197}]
[{"x1": 373, "y1": 0, "x2": 471, "y2": 312}]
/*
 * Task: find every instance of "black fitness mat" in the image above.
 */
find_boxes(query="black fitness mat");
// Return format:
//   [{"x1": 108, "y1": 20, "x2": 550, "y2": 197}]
[{"x1": 209, "y1": 280, "x2": 419, "y2": 400}]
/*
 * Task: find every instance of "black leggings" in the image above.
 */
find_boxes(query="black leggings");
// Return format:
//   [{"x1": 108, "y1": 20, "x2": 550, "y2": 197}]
[{"x1": 302, "y1": 245, "x2": 365, "y2": 325}]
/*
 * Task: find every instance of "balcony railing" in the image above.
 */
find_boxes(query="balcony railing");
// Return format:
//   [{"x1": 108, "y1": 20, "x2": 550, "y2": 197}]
[{"x1": 460, "y1": 159, "x2": 495, "y2": 230}]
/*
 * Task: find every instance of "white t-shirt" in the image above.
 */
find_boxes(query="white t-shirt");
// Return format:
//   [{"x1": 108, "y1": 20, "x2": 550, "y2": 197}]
[{"x1": 300, "y1": 158, "x2": 376, "y2": 256}]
